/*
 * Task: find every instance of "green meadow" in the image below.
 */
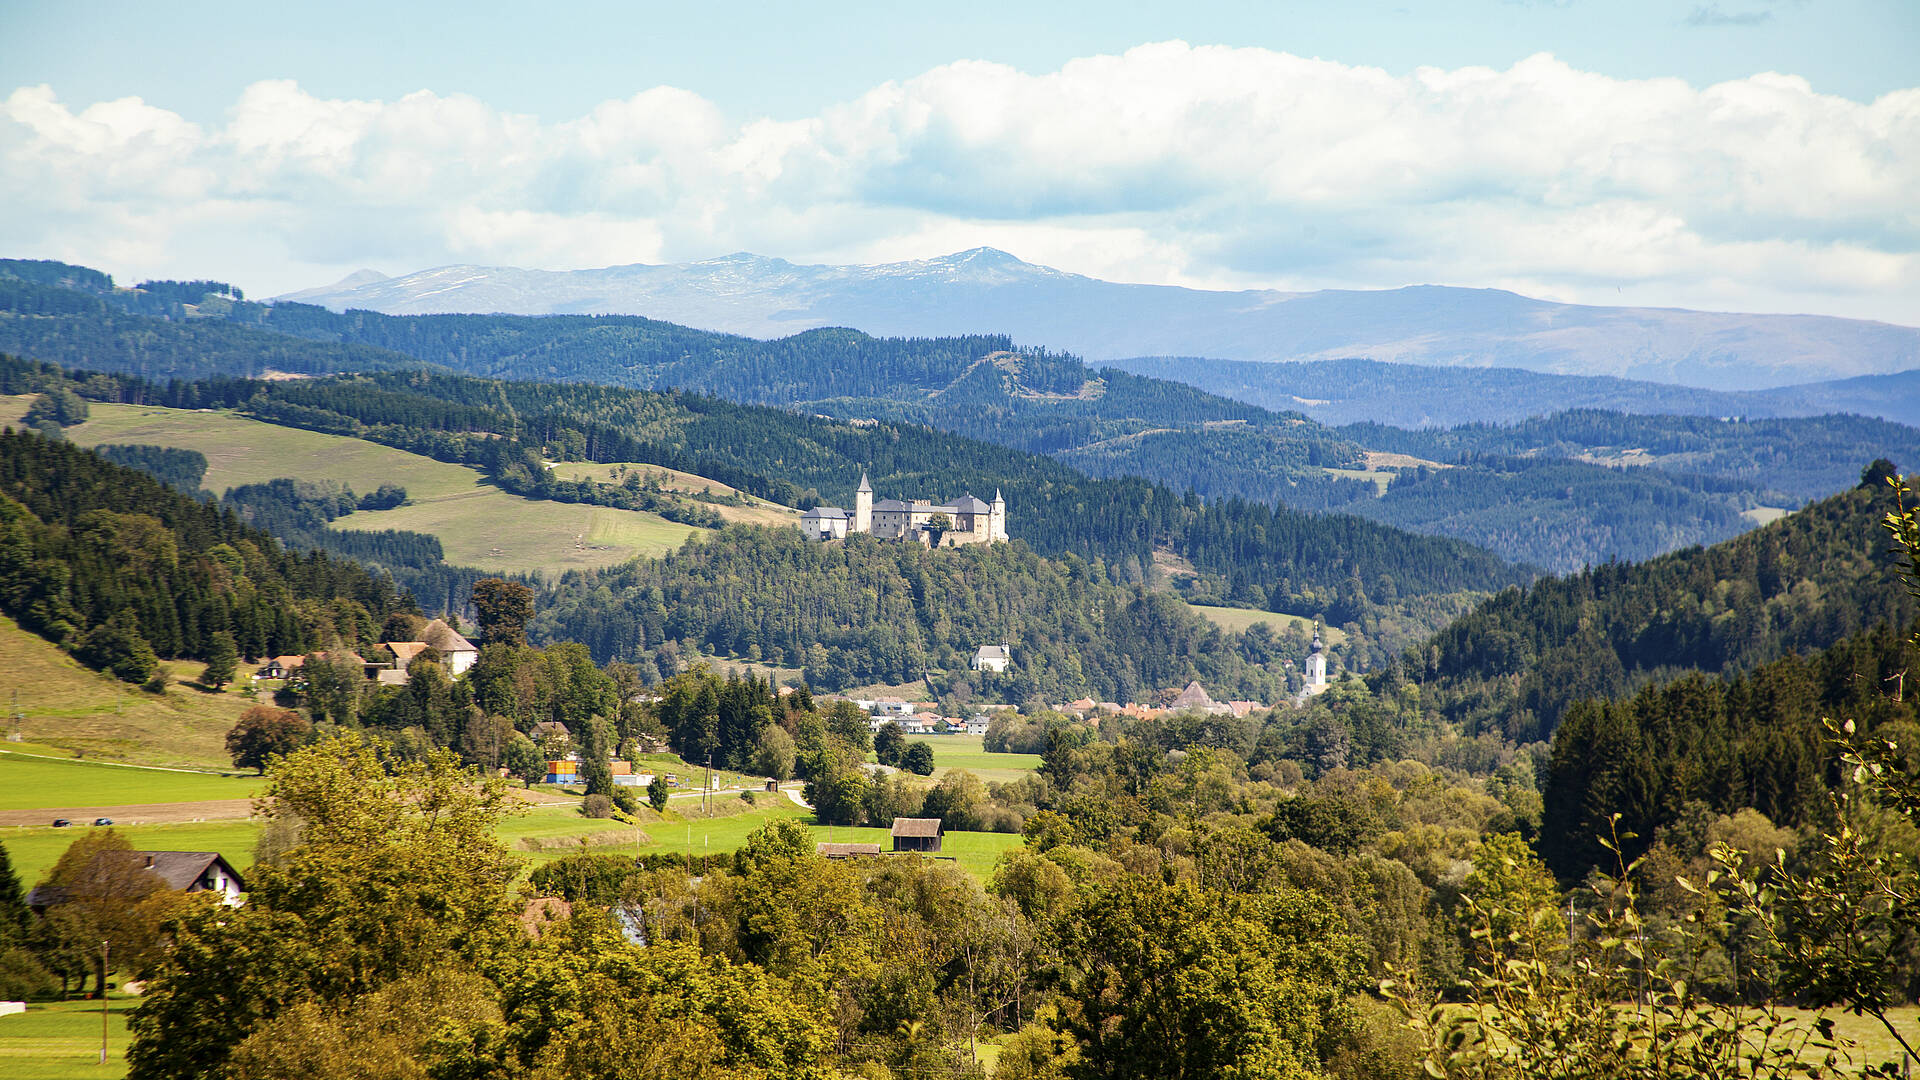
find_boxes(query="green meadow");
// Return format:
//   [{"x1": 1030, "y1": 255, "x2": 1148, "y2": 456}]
[
  {"x1": 0, "y1": 753, "x2": 257, "y2": 811},
  {"x1": 915, "y1": 734, "x2": 1043, "y2": 784}
]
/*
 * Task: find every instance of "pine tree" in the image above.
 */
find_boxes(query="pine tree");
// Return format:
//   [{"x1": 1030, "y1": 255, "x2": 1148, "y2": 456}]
[{"x1": 202, "y1": 631, "x2": 238, "y2": 691}]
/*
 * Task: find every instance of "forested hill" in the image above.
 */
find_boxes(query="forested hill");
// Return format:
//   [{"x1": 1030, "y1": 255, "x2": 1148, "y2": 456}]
[
  {"x1": 1410, "y1": 471, "x2": 1913, "y2": 744},
  {"x1": 1345, "y1": 409, "x2": 1920, "y2": 504},
  {"x1": 535, "y1": 524, "x2": 1303, "y2": 702},
  {"x1": 0, "y1": 428, "x2": 413, "y2": 679},
  {"x1": 6, "y1": 357, "x2": 1531, "y2": 650}
]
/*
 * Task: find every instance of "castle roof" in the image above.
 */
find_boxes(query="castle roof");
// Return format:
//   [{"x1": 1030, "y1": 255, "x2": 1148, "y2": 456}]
[
  {"x1": 949, "y1": 495, "x2": 990, "y2": 514},
  {"x1": 857, "y1": 471, "x2": 872, "y2": 493},
  {"x1": 873, "y1": 499, "x2": 909, "y2": 511},
  {"x1": 803, "y1": 506, "x2": 849, "y2": 520}
]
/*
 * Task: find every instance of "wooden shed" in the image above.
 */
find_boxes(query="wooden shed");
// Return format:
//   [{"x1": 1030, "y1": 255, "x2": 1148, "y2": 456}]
[
  {"x1": 890, "y1": 817, "x2": 944, "y2": 853},
  {"x1": 815, "y1": 842, "x2": 883, "y2": 860}
]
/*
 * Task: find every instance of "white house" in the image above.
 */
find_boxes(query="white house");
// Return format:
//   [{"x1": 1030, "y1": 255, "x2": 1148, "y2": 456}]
[
  {"x1": 971, "y1": 644, "x2": 1012, "y2": 674},
  {"x1": 800, "y1": 505, "x2": 850, "y2": 540}
]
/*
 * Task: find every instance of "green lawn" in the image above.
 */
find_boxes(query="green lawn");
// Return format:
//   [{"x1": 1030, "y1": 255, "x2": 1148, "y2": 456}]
[
  {"x1": 1323, "y1": 466, "x2": 1393, "y2": 495},
  {"x1": 0, "y1": 753, "x2": 257, "y2": 811},
  {"x1": 0, "y1": 996, "x2": 134, "y2": 1079},
  {"x1": 1186, "y1": 603, "x2": 1344, "y2": 644}
]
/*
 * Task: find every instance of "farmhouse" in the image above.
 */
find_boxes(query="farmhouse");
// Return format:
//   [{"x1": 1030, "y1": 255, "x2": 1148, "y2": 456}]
[
  {"x1": 803, "y1": 472, "x2": 1008, "y2": 547},
  {"x1": 27, "y1": 851, "x2": 245, "y2": 910}
]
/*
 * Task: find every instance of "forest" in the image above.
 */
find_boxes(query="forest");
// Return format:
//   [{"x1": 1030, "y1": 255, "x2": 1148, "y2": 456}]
[
  {"x1": 533, "y1": 524, "x2": 1312, "y2": 701},
  {"x1": 0, "y1": 429, "x2": 412, "y2": 679},
  {"x1": 1406, "y1": 469, "x2": 1913, "y2": 744}
]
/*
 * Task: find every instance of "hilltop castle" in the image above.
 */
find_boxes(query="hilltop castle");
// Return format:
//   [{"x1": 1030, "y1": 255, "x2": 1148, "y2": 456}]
[{"x1": 802, "y1": 472, "x2": 1008, "y2": 546}]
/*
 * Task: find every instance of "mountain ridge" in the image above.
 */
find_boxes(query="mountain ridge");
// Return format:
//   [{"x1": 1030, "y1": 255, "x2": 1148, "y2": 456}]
[{"x1": 281, "y1": 248, "x2": 1920, "y2": 391}]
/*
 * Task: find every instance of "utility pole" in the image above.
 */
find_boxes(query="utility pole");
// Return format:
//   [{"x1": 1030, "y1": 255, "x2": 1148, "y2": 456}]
[{"x1": 99, "y1": 939, "x2": 110, "y2": 1065}]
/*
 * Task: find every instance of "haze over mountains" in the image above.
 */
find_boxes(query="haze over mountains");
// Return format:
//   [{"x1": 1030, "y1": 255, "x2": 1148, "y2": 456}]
[{"x1": 284, "y1": 248, "x2": 1920, "y2": 393}]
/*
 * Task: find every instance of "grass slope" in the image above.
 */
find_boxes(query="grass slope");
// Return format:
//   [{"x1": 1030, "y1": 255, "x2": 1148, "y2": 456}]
[
  {"x1": 0, "y1": 996, "x2": 135, "y2": 1079},
  {"x1": 0, "y1": 397, "x2": 698, "y2": 577},
  {"x1": 0, "y1": 615, "x2": 253, "y2": 767}
]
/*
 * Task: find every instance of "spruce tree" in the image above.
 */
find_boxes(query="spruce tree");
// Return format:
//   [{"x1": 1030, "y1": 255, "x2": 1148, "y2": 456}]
[{"x1": 202, "y1": 631, "x2": 238, "y2": 691}]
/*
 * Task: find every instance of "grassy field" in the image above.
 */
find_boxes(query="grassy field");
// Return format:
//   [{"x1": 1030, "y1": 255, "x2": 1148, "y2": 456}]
[
  {"x1": 810, "y1": 823, "x2": 1024, "y2": 878},
  {"x1": 1186, "y1": 603, "x2": 1345, "y2": 644},
  {"x1": 1323, "y1": 466, "x2": 1394, "y2": 495},
  {"x1": 1, "y1": 399, "x2": 698, "y2": 577},
  {"x1": 3, "y1": 819, "x2": 263, "y2": 888},
  {"x1": 1743, "y1": 506, "x2": 1793, "y2": 526},
  {"x1": 0, "y1": 615, "x2": 253, "y2": 767},
  {"x1": 0, "y1": 753, "x2": 257, "y2": 810},
  {"x1": 914, "y1": 734, "x2": 1043, "y2": 785},
  {"x1": 0, "y1": 996, "x2": 134, "y2": 1079}
]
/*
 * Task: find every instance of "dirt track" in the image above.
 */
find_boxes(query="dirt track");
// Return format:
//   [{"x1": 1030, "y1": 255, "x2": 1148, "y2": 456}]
[{"x1": 0, "y1": 799, "x2": 256, "y2": 827}]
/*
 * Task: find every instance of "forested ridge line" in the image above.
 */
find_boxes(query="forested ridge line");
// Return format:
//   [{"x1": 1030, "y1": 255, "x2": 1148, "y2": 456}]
[{"x1": 1401, "y1": 467, "x2": 1911, "y2": 744}]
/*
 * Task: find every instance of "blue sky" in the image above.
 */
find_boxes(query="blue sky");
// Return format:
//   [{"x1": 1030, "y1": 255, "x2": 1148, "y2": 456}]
[{"x1": 2, "y1": 1, "x2": 1917, "y2": 322}]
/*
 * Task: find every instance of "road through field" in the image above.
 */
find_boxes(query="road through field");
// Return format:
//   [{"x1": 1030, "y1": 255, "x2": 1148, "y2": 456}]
[{"x1": 0, "y1": 799, "x2": 256, "y2": 827}]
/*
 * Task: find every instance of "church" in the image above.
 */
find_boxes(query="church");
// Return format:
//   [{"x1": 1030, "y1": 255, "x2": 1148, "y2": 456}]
[{"x1": 802, "y1": 472, "x2": 1008, "y2": 546}]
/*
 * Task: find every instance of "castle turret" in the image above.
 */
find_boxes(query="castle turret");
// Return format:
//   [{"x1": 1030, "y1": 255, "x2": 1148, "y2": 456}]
[
  {"x1": 989, "y1": 488, "x2": 1007, "y2": 541},
  {"x1": 855, "y1": 471, "x2": 873, "y2": 534}
]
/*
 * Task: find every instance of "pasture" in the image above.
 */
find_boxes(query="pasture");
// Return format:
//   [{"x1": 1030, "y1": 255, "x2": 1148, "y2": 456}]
[
  {"x1": 0, "y1": 753, "x2": 256, "y2": 810},
  {"x1": 915, "y1": 734, "x2": 1043, "y2": 784},
  {"x1": 547, "y1": 461, "x2": 801, "y2": 528},
  {"x1": 0, "y1": 614, "x2": 251, "y2": 767},
  {"x1": 1186, "y1": 603, "x2": 1344, "y2": 644},
  {"x1": 0, "y1": 996, "x2": 135, "y2": 1079},
  {"x1": 6, "y1": 399, "x2": 699, "y2": 576}
]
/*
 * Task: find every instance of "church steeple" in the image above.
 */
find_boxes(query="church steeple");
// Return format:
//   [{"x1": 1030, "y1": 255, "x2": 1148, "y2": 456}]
[{"x1": 854, "y1": 470, "x2": 873, "y2": 534}]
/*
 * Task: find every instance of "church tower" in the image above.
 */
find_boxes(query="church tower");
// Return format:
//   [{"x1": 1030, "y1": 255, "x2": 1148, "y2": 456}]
[
  {"x1": 855, "y1": 471, "x2": 873, "y2": 534},
  {"x1": 989, "y1": 488, "x2": 1007, "y2": 541},
  {"x1": 1305, "y1": 632, "x2": 1327, "y2": 692}
]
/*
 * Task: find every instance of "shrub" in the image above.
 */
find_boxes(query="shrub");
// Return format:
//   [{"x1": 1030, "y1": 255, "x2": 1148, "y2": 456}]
[{"x1": 582, "y1": 794, "x2": 613, "y2": 819}]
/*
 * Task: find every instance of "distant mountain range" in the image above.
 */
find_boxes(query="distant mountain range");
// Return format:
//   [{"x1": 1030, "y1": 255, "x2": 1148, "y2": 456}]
[
  {"x1": 282, "y1": 248, "x2": 1920, "y2": 391},
  {"x1": 1109, "y1": 357, "x2": 1920, "y2": 428}
]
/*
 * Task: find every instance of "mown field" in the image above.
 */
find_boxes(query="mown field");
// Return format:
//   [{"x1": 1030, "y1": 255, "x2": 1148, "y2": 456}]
[
  {"x1": 0, "y1": 398, "x2": 699, "y2": 576},
  {"x1": 0, "y1": 995, "x2": 135, "y2": 1079}
]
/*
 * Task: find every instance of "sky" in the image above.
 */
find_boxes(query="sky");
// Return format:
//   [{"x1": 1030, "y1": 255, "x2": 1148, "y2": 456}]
[{"x1": 3, "y1": 0, "x2": 1918, "y2": 323}]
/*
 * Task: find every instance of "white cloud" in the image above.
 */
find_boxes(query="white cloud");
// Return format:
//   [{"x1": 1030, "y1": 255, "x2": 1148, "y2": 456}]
[{"x1": 2, "y1": 43, "x2": 1916, "y2": 323}]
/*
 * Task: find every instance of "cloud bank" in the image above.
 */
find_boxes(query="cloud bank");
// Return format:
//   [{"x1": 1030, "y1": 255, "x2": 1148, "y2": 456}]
[{"x1": 4, "y1": 42, "x2": 1917, "y2": 323}]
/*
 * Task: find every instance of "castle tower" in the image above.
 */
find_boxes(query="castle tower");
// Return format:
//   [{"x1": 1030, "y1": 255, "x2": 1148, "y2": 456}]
[
  {"x1": 989, "y1": 488, "x2": 1007, "y2": 541},
  {"x1": 855, "y1": 471, "x2": 873, "y2": 534}
]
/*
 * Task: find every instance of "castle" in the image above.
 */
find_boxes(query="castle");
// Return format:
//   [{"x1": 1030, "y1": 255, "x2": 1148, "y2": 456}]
[{"x1": 801, "y1": 472, "x2": 1008, "y2": 546}]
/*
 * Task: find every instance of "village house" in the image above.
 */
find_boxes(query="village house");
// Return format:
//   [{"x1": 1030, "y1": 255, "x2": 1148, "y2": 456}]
[{"x1": 803, "y1": 472, "x2": 1008, "y2": 547}]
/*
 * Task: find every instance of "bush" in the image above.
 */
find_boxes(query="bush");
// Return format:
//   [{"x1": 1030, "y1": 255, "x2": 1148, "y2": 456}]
[
  {"x1": 610, "y1": 788, "x2": 639, "y2": 816},
  {"x1": 582, "y1": 794, "x2": 613, "y2": 819},
  {"x1": 0, "y1": 946, "x2": 59, "y2": 1001}
]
